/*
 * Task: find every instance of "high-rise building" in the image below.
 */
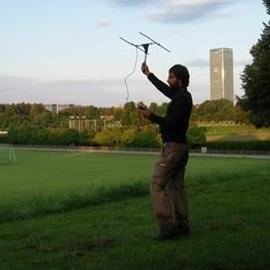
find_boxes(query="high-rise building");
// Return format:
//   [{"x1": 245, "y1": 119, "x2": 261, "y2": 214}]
[{"x1": 210, "y1": 48, "x2": 234, "y2": 102}]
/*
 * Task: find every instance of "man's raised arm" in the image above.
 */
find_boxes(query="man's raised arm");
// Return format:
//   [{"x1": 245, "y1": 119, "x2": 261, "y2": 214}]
[{"x1": 141, "y1": 63, "x2": 174, "y2": 99}]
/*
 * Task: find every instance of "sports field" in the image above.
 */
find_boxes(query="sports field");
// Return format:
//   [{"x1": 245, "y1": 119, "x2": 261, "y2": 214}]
[
  {"x1": 0, "y1": 150, "x2": 269, "y2": 269},
  {"x1": 0, "y1": 150, "x2": 269, "y2": 211}
]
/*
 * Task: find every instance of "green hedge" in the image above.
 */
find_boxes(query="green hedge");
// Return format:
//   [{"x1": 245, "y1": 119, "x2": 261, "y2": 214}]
[
  {"x1": 7, "y1": 125, "x2": 93, "y2": 146},
  {"x1": 206, "y1": 141, "x2": 270, "y2": 151},
  {"x1": 0, "y1": 136, "x2": 8, "y2": 144}
]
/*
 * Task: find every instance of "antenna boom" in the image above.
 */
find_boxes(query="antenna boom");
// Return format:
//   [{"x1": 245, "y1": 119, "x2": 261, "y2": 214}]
[
  {"x1": 139, "y1": 32, "x2": 171, "y2": 53},
  {"x1": 119, "y1": 37, "x2": 146, "y2": 53}
]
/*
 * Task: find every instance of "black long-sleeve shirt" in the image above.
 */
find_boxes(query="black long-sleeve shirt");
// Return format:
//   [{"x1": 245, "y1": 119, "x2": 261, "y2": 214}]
[{"x1": 147, "y1": 73, "x2": 193, "y2": 144}]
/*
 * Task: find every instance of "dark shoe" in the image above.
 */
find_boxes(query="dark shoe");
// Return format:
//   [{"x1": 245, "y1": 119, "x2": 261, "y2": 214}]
[
  {"x1": 175, "y1": 230, "x2": 190, "y2": 237},
  {"x1": 175, "y1": 216, "x2": 190, "y2": 234},
  {"x1": 175, "y1": 226, "x2": 190, "y2": 237},
  {"x1": 152, "y1": 233, "x2": 178, "y2": 241},
  {"x1": 152, "y1": 228, "x2": 189, "y2": 241}
]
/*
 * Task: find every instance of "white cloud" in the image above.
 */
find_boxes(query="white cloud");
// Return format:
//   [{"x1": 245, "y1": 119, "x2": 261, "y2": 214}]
[
  {"x1": 0, "y1": 66, "x2": 244, "y2": 106},
  {"x1": 110, "y1": 0, "x2": 246, "y2": 24},
  {"x1": 0, "y1": 75, "x2": 169, "y2": 106},
  {"x1": 186, "y1": 59, "x2": 209, "y2": 68},
  {"x1": 148, "y1": 0, "x2": 234, "y2": 24},
  {"x1": 95, "y1": 21, "x2": 113, "y2": 27},
  {"x1": 185, "y1": 58, "x2": 250, "y2": 68},
  {"x1": 0, "y1": 75, "x2": 117, "y2": 106},
  {"x1": 111, "y1": 0, "x2": 153, "y2": 7},
  {"x1": 235, "y1": 59, "x2": 250, "y2": 66}
]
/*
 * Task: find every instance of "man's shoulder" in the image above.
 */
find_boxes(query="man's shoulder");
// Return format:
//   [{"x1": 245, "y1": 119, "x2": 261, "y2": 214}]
[
  {"x1": 175, "y1": 89, "x2": 192, "y2": 99},
  {"x1": 173, "y1": 90, "x2": 192, "y2": 108},
  {"x1": 187, "y1": 90, "x2": 193, "y2": 101}
]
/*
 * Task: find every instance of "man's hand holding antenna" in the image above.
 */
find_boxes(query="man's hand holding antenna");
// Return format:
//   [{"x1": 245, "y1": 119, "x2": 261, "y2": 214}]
[
  {"x1": 137, "y1": 103, "x2": 152, "y2": 119},
  {"x1": 137, "y1": 62, "x2": 153, "y2": 119},
  {"x1": 141, "y1": 62, "x2": 150, "y2": 76}
]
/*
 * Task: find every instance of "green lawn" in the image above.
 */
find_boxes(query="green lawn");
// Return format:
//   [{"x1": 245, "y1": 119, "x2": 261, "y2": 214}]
[
  {"x1": 0, "y1": 150, "x2": 269, "y2": 208},
  {"x1": 205, "y1": 125, "x2": 270, "y2": 141},
  {"x1": 0, "y1": 150, "x2": 154, "y2": 207},
  {"x1": 0, "y1": 150, "x2": 269, "y2": 269},
  {"x1": 0, "y1": 175, "x2": 269, "y2": 269}
]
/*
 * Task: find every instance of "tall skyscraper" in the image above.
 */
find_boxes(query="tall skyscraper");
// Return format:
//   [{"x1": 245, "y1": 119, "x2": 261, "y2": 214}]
[{"x1": 210, "y1": 48, "x2": 234, "y2": 102}]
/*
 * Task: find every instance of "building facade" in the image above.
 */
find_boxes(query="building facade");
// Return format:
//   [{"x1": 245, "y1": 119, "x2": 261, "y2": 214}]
[
  {"x1": 210, "y1": 48, "x2": 234, "y2": 102},
  {"x1": 44, "y1": 104, "x2": 74, "y2": 114}
]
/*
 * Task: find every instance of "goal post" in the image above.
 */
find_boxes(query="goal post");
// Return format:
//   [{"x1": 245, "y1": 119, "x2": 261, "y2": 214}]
[{"x1": 0, "y1": 147, "x2": 16, "y2": 164}]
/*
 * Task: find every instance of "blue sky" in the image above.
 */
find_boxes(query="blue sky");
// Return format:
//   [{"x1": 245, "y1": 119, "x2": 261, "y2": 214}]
[{"x1": 0, "y1": 0, "x2": 268, "y2": 106}]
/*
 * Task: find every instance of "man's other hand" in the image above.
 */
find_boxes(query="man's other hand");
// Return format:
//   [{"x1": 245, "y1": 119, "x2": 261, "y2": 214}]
[
  {"x1": 141, "y1": 62, "x2": 150, "y2": 76},
  {"x1": 137, "y1": 105, "x2": 152, "y2": 119}
]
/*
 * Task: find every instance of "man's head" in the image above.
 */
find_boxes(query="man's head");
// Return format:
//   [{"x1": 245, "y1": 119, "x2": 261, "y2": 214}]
[{"x1": 167, "y1": 64, "x2": 190, "y2": 88}]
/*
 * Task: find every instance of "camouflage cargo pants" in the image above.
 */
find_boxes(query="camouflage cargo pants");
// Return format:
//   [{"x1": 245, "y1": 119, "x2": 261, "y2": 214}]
[{"x1": 151, "y1": 142, "x2": 189, "y2": 235}]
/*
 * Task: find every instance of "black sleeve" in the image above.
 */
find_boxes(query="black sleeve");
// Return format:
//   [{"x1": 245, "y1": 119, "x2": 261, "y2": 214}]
[
  {"x1": 148, "y1": 97, "x2": 186, "y2": 128},
  {"x1": 147, "y1": 73, "x2": 174, "y2": 99}
]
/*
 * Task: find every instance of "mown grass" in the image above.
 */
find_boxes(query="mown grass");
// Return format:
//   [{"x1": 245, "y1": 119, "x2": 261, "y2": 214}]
[
  {"x1": 0, "y1": 150, "x2": 153, "y2": 207},
  {"x1": 0, "y1": 168, "x2": 269, "y2": 270},
  {"x1": 0, "y1": 150, "x2": 269, "y2": 221},
  {"x1": 206, "y1": 125, "x2": 270, "y2": 141}
]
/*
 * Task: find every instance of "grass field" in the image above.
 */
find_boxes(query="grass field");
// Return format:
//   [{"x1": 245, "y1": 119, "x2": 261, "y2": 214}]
[
  {"x1": 205, "y1": 125, "x2": 270, "y2": 142},
  {"x1": 0, "y1": 150, "x2": 269, "y2": 269},
  {"x1": 0, "y1": 150, "x2": 269, "y2": 210}
]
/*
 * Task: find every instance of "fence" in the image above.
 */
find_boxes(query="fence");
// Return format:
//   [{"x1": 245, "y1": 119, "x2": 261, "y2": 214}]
[{"x1": 0, "y1": 144, "x2": 269, "y2": 158}]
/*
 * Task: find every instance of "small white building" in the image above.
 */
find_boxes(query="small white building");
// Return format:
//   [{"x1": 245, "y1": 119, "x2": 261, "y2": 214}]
[{"x1": 0, "y1": 131, "x2": 8, "y2": 136}]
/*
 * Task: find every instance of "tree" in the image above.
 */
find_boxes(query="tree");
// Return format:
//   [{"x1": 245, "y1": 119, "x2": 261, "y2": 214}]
[
  {"x1": 0, "y1": 113, "x2": 7, "y2": 128},
  {"x1": 121, "y1": 102, "x2": 139, "y2": 126},
  {"x1": 238, "y1": 0, "x2": 270, "y2": 127},
  {"x1": 33, "y1": 112, "x2": 53, "y2": 127},
  {"x1": 149, "y1": 102, "x2": 158, "y2": 113},
  {"x1": 113, "y1": 107, "x2": 123, "y2": 121},
  {"x1": 16, "y1": 103, "x2": 31, "y2": 116},
  {"x1": 5, "y1": 105, "x2": 17, "y2": 117},
  {"x1": 158, "y1": 102, "x2": 168, "y2": 116},
  {"x1": 234, "y1": 105, "x2": 250, "y2": 125},
  {"x1": 30, "y1": 103, "x2": 46, "y2": 119},
  {"x1": 265, "y1": 0, "x2": 270, "y2": 14},
  {"x1": 94, "y1": 128, "x2": 122, "y2": 146},
  {"x1": 196, "y1": 99, "x2": 234, "y2": 122},
  {"x1": 86, "y1": 105, "x2": 100, "y2": 120}
]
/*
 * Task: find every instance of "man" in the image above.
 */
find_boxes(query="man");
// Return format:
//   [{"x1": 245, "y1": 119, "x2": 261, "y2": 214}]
[{"x1": 138, "y1": 62, "x2": 193, "y2": 241}]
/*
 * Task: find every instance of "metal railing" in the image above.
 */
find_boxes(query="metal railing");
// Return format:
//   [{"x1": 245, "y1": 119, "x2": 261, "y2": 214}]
[{"x1": 0, "y1": 143, "x2": 269, "y2": 157}]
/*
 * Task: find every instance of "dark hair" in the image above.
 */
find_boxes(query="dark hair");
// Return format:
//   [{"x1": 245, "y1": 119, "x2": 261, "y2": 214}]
[{"x1": 169, "y1": 64, "x2": 190, "y2": 87}]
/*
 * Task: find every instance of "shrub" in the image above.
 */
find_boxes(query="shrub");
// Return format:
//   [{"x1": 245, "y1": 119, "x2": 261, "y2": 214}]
[
  {"x1": 187, "y1": 127, "x2": 207, "y2": 148},
  {"x1": 94, "y1": 128, "x2": 122, "y2": 146}
]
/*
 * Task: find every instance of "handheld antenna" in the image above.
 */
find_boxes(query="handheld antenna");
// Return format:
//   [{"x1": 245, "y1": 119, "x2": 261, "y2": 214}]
[
  {"x1": 120, "y1": 33, "x2": 170, "y2": 102},
  {"x1": 120, "y1": 33, "x2": 170, "y2": 63}
]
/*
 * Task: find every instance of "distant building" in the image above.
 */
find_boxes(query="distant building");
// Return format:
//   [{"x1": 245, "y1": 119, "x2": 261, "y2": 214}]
[
  {"x1": 69, "y1": 116, "x2": 91, "y2": 132},
  {"x1": 0, "y1": 131, "x2": 8, "y2": 137},
  {"x1": 44, "y1": 104, "x2": 74, "y2": 114},
  {"x1": 210, "y1": 48, "x2": 234, "y2": 102}
]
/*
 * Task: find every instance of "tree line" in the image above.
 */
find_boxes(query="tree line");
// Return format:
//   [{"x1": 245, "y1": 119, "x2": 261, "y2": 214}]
[
  {"x1": 0, "y1": 99, "x2": 250, "y2": 129},
  {"x1": 0, "y1": 99, "x2": 252, "y2": 148}
]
